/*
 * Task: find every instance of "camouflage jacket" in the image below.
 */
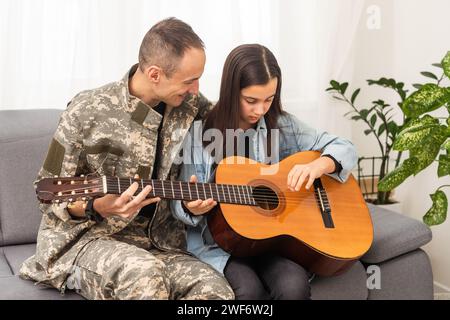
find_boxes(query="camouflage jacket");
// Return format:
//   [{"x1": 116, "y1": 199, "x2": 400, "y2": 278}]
[{"x1": 19, "y1": 65, "x2": 213, "y2": 290}]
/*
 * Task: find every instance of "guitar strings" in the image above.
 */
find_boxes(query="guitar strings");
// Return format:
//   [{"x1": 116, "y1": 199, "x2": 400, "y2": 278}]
[
  {"x1": 51, "y1": 177, "x2": 330, "y2": 203},
  {"x1": 50, "y1": 182, "x2": 330, "y2": 206}
]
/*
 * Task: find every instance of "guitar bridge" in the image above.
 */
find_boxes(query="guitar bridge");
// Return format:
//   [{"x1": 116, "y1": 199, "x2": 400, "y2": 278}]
[{"x1": 313, "y1": 179, "x2": 334, "y2": 228}]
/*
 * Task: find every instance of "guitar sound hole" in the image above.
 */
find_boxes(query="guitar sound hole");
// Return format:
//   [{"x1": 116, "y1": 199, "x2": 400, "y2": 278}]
[{"x1": 252, "y1": 186, "x2": 279, "y2": 210}]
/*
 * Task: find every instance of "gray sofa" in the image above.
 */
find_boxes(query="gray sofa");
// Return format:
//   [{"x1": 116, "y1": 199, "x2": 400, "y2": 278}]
[{"x1": 0, "y1": 109, "x2": 434, "y2": 300}]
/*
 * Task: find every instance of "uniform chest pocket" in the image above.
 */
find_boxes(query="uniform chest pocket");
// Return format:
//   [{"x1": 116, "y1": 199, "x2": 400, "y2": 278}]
[{"x1": 84, "y1": 144, "x2": 124, "y2": 176}]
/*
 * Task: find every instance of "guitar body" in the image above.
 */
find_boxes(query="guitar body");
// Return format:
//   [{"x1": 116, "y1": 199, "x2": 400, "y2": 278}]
[{"x1": 207, "y1": 151, "x2": 373, "y2": 276}]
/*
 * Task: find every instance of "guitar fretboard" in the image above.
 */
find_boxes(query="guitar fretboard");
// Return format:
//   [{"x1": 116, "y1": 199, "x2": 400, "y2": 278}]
[{"x1": 104, "y1": 176, "x2": 257, "y2": 206}]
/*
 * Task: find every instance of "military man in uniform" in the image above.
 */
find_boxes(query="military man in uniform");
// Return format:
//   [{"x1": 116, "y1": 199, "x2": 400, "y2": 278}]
[{"x1": 20, "y1": 18, "x2": 234, "y2": 300}]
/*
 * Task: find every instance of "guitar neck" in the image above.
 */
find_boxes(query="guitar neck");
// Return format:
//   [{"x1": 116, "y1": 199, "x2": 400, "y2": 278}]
[{"x1": 103, "y1": 176, "x2": 257, "y2": 206}]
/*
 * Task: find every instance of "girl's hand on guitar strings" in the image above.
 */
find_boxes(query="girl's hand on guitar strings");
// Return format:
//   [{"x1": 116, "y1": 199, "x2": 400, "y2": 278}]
[
  {"x1": 183, "y1": 175, "x2": 217, "y2": 215},
  {"x1": 287, "y1": 157, "x2": 336, "y2": 191}
]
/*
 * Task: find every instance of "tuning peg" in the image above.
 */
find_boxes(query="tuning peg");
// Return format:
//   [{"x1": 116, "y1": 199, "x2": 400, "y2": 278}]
[{"x1": 80, "y1": 174, "x2": 85, "y2": 178}]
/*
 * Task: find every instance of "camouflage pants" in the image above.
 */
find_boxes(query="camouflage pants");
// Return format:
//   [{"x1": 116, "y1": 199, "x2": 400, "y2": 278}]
[{"x1": 66, "y1": 237, "x2": 234, "y2": 300}]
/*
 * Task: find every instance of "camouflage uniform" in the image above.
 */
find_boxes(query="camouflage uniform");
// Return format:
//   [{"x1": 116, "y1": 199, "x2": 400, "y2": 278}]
[{"x1": 19, "y1": 65, "x2": 234, "y2": 300}]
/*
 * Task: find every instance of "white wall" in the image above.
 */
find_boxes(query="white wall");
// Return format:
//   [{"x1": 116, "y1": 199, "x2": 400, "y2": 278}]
[{"x1": 350, "y1": 0, "x2": 450, "y2": 291}]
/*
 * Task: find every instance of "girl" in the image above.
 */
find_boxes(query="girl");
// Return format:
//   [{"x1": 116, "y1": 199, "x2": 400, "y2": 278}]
[{"x1": 171, "y1": 44, "x2": 357, "y2": 300}]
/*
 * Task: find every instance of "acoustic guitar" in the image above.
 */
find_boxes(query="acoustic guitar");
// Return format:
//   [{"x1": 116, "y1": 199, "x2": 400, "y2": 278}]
[{"x1": 36, "y1": 151, "x2": 373, "y2": 276}]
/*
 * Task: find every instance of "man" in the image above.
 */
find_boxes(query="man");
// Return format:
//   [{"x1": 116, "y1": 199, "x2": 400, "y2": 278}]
[{"x1": 20, "y1": 17, "x2": 234, "y2": 300}]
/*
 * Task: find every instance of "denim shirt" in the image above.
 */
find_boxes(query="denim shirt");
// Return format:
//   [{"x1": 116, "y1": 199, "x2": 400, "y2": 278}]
[{"x1": 170, "y1": 112, "x2": 358, "y2": 274}]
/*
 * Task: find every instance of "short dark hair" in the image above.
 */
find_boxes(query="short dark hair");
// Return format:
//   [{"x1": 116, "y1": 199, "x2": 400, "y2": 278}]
[{"x1": 138, "y1": 17, "x2": 204, "y2": 77}]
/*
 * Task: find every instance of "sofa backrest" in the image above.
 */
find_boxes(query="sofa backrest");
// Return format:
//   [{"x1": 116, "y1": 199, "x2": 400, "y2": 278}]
[{"x1": 0, "y1": 109, "x2": 62, "y2": 246}]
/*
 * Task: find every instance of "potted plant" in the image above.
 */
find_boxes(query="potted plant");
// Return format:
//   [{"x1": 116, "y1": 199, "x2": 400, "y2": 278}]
[
  {"x1": 326, "y1": 77, "x2": 408, "y2": 205},
  {"x1": 378, "y1": 51, "x2": 450, "y2": 226}
]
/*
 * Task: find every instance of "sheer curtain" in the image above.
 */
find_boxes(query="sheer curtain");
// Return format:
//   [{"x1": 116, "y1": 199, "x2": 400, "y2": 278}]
[{"x1": 0, "y1": 0, "x2": 363, "y2": 136}]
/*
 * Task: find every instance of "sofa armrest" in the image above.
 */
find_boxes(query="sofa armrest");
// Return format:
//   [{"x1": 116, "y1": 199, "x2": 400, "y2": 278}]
[{"x1": 360, "y1": 204, "x2": 432, "y2": 264}]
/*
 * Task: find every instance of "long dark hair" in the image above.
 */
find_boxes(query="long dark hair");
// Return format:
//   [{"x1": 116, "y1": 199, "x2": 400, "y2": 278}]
[{"x1": 203, "y1": 44, "x2": 284, "y2": 159}]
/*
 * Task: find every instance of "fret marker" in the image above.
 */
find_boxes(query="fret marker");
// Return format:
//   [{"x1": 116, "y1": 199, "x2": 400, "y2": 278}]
[
  {"x1": 171, "y1": 181, "x2": 175, "y2": 198},
  {"x1": 215, "y1": 184, "x2": 221, "y2": 202},
  {"x1": 188, "y1": 182, "x2": 192, "y2": 200},
  {"x1": 209, "y1": 184, "x2": 214, "y2": 201},
  {"x1": 179, "y1": 181, "x2": 184, "y2": 200},
  {"x1": 195, "y1": 183, "x2": 200, "y2": 200}
]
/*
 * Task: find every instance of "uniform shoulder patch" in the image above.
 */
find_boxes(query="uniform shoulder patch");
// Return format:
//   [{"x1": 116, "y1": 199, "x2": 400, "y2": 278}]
[{"x1": 43, "y1": 138, "x2": 65, "y2": 175}]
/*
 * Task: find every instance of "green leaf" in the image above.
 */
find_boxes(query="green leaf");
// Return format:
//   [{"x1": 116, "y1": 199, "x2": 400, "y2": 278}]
[
  {"x1": 443, "y1": 139, "x2": 450, "y2": 153},
  {"x1": 402, "y1": 84, "x2": 450, "y2": 118},
  {"x1": 438, "y1": 154, "x2": 450, "y2": 177},
  {"x1": 368, "y1": 77, "x2": 408, "y2": 100},
  {"x1": 351, "y1": 115, "x2": 362, "y2": 120},
  {"x1": 340, "y1": 82, "x2": 349, "y2": 95},
  {"x1": 409, "y1": 144, "x2": 439, "y2": 175},
  {"x1": 378, "y1": 157, "x2": 419, "y2": 191},
  {"x1": 396, "y1": 116, "x2": 447, "y2": 174},
  {"x1": 378, "y1": 123, "x2": 386, "y2": 136},
  {"x1": 332, "y1": 95, "x2": 345, "y2": 101},
  {"x1": 343, "y1": 110, "x2": 355, "y2": 117},
  {"x1": 370, "y1": 114, "x2": 377, "y2": 127},
  {"x1": 360, "y1": 109, "x2": 370, "y2": 120},
  {"x1": 351, "y1": 88, "x2": 360, "y2": 105},
  {"x1": 330, "y1": 80, "x2": 340, "y2": 90},
  {"x1": 442, "y1": 51, "x2": 450, "y2": 79},
  {"x1": 387, "y1": 121, "x2": 399, "y2": 137},
  {"x1": 432, "y1": 63, "x2": 443, "y2": 68},
  {"x1": 364, "y1": 129, "x2": 372, "y2": 135},
  {"x1": 393, "y1": 115, "x2": 443, "y2": 150},
  {"x1": 423, "y1": 190, "x2": 448, "y2": 226},
  {"x1": 367, "y1": 77, "x2": 396, "y2": 88},
  {"x1": 420, "y1": 71, "x2": 438, "y2": 80},
  {"x1": 412, "y1": 84, "x2": 423, "y2": 90}
]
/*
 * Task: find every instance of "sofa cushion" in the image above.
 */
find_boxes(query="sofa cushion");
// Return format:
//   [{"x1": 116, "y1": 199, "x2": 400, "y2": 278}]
[
  {"x1": 0, "y1": 276, "x2": 83, "y2": 300},
  {"x1": 0, "y1": 109, "x2": 62, "y2": 142},
  {"x1": 311, "y1": 260, "x2": 368, "y2": 300},
  {"x1": 2, "y1": 243, "x2": 37, "y2": 275},
  {"x1": 0, "y1": 243, "x2": 84, "y2": 300},
  {"x1": 0, "y1": 249, "x2": 13, "y2": 276},
  {"x1": 0, "y1": 109, "x2": 62, "y2": 246},
  {"x1": 365, "y1": 249, "x2": 434, "y2": 300},
  {"x1": 361, "y1": 204, "x2": 432, "y2": 264},
  {"x1": 0, "y1": 135, "x2": 54, "y2": 245}
]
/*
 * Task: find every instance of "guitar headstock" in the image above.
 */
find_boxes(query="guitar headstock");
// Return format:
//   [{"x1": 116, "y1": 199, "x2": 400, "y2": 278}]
[{"x1": 36, "y1": 175, "x2": 105, "y2": 204}]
